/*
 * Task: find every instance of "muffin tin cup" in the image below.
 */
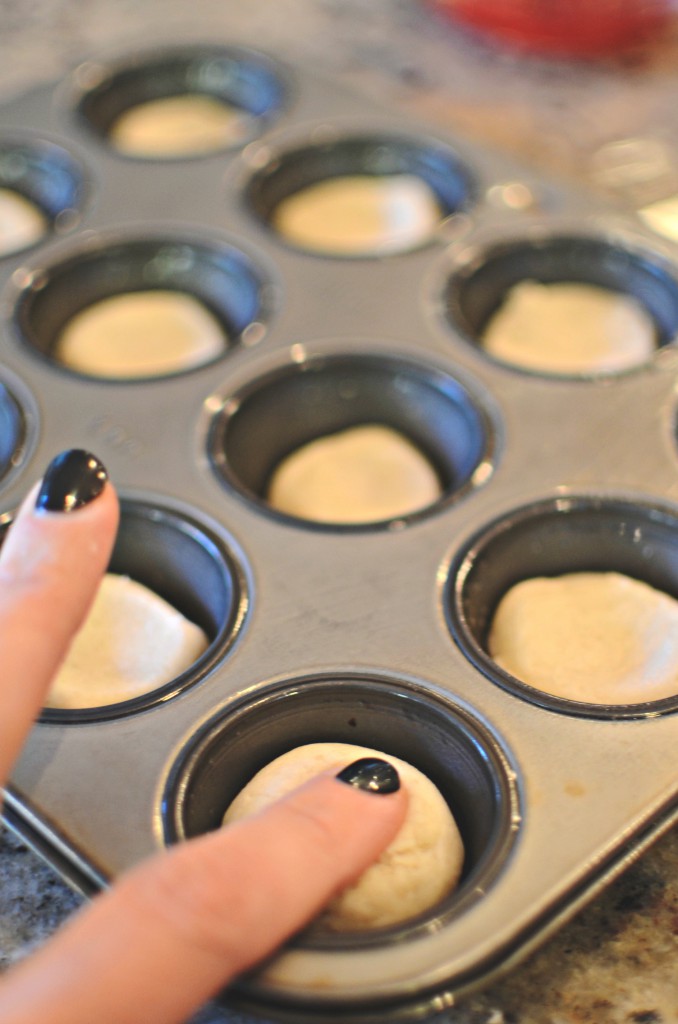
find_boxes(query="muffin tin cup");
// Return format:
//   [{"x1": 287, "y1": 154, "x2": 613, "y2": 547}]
[
  {"x1": 0, "y1": 378, "x2": 26, "y2": 483},
  {"x1": 0, "y1": 133, "x2": 85, "y2": 256},
  {"x1": 244, "y1": 128, "x2": 475, "y2": 258},
  {"x1": 209, "y1": 349, "x2": 495, "y2": 529},
  {"x1": 0, "y1": 496, "x2": 249, "y2": 723},
  {"x1": 73, "y1": 44, "x2": 289, "y2": 159},
  {"x1": 447, "y1": 494, "x2": 678, "y2": 719},
  {"x1": 442, "y1": 226, "x2": 678, "y2": 378},
  {"x1": 163, "y1": 673, "x2": 519, "y2": 1014},
  {"x1": 12, "y1": 228, "x2": 270, "y2": 381}
]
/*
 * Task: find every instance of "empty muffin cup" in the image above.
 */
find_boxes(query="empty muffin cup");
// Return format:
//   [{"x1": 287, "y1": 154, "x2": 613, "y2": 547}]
[
  {"x1": 75, "y1": 45, "x2": 286, "y2": 158},
  {"x1": 445, "y1": 234, "x2": 678, "y2": 376},
  {"x1": 164, "y1": 674, "x2": 518, "y2": 947},
  {"x1": 210, "y1": 353, "x2": 493, "y2": 527},
  {"x1": 36, "y1": 498, "x2": 248, "y2": 722},
  {"x1": 14, "y1": 233, "x2": 267, "y2": 379},
  {"x1": 447, "y1": 496, "x2": 678, "y2": 717},
  {"x1": 246, "y1": 133, "x2": 473, "y2": 257},
  {"x1": 0, "y1": 137, "x2": 83, "y2": 257}
]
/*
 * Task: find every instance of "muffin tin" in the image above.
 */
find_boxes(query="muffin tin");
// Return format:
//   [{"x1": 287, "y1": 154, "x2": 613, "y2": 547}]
[{"x1": 3, "y1": 40, "x2": 678, "y2": 1024}]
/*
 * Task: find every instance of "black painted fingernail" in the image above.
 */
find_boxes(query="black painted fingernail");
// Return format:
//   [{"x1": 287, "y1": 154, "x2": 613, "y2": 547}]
[
  {"x1": 336, "y1": 757, "x2": 400, "y2": 794},
  {"x1": 35, "y1": 449, "x2": 108, "y2": 513}
]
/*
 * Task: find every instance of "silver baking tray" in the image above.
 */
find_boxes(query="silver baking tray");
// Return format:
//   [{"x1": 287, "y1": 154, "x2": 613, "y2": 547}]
[{"x1": 3, "y1": 40, "x2": 678, "y2": 1024}]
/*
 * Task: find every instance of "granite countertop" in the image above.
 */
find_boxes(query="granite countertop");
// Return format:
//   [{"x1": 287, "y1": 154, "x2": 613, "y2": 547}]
[{"x1": 2, "y1": 2, "x2": 678, "y2": 1022}]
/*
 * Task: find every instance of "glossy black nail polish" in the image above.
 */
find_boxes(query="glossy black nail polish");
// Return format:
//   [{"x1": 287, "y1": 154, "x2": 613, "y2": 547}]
[
  {"x1": 336, "y1": 757, "x2": 400, "y2": 794},
  {"x1": 35, "y1": 449, "x2": 108, "y2": 513}
]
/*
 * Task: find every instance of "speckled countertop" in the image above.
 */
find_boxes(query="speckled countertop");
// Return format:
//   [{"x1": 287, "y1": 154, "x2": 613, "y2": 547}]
[{"x1": 2, "y1": 2, "x2": 678, "y2": 1022}]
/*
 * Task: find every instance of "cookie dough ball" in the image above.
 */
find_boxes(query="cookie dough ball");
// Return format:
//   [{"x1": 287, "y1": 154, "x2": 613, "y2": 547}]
[
  {"x1": 267, "y1": 425, "x2": 442, "y2": 524},
  {"x1": 273, "y1": 174, "x2": 441, "y2": 256},
  {"x1": 110, "y1": 95, "x2": 249, "y2": 158},
  {"x1": 488, "y1": 571, "x2": 678, "y2": 704},
  {"x1": 47, "y1": 573, "x2": 209, "y2": 709},
  {"x1": 482, "y1": 280, "x2": 655, "y2": 374},
  {"x1": 0, "y1": 188, "x2": 47, "y2": 258},
  {"x1": 55, "y1": 290, "x2": 226, "y2": 378},
  {"x1": 223, "y1": 742, "x2": 464, "y2": 931}
]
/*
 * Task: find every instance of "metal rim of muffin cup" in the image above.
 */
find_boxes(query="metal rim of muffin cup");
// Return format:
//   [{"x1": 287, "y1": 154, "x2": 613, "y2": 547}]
[
  {"x1": 442, "y1": 231, "x2": 678, "y2": 378},
  {"x1": 11, "y1": 228, "x2": 271, "y2": 382},
  {"x1": 0, "y1": 134, "x2": 85, "y2": 257},
  {"x1": 162, "y1": 673, "x2": 520, "y2": 965},
  {"x1": 72, "y1": 44, "x2": 289, "y2": 160},
  {"x1": 33, "y1": 497, "x2": 250, "y2": 724},
  {"x1": 243, "y1": 130, "x2": 476, "y2": 258},
  {"x1": 208, "y1": 350, "x2": 496, "y2": 531},
  {"x1": 446, "y1": 494, "x2": 678, "y2": 719}
]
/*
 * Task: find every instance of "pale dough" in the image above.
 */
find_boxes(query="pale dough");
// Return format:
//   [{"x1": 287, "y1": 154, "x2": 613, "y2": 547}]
[
  {"x1": 110, "y1": 95, "x2": 249, "y2": 157},
  {"x1": 482, "y1": 280, "x2": 656, "y2": 374},
  {"x1": 267, "y1": 424, "x2": 442, "y2": 524},
  {"x1": 222, "y1": 741, "x2": 464, "y2": 931},
  {"x1": 47, "y1": 573, "x2": 209, "y2": 709},
  {"x1": 641, "y1": 194, "x2": 678, "y2": 242},
  {"x1": 273, "y1": 174, "x2": 441, "y2": 255},
  {"x1": 55, "y1": 290, "x2": 226, "y2": 378},
  {"x1": 488, "y1": 571, "x2": 678, "y2": 704},
  {"x1": 0, "y1": 187, "x2": 47, "y2": 258}
]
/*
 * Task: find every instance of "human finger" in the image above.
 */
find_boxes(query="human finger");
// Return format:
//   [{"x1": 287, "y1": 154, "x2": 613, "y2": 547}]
[
  {"x1": 0, "y1": 449, "x2": 119, "y2": 784},
  {"x1": 0, "y1": 760, "x2": 407, "y2": 1024}
]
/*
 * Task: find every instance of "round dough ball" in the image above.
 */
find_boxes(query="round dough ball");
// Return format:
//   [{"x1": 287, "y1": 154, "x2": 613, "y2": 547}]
[
  {"x1": 110, "y1": 95, "x2": 249, "y2": 158},
  {"x1": 488, "y1": 571, "x2": 678, "y2": 704},
  {"x1": 273, "y1": 174, "x2": 441, "y2": 256},
  {"x1": 222, "y1": 741, "x2": 464, "y2": 932},
  {"x1": 0, "y1": 187, "x2": 47, "y2": 258},
  {"x1": 267, "y1": 424, "x2": 442, "y2": 524},
  {"x1": 55, "y1": 290, "x2": 226, "y2": 378},
  {"x1": 47, "y1": 573, "x2": 209, "y2": 709},
  {"x1": 482, "y1": 280, "x2": 655, "y2": 374}
]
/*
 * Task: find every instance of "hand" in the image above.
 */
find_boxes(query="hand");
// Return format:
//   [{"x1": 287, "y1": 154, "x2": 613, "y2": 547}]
[{"x1": 0, "y1": 450, "x2": 408, "y2": 1024}]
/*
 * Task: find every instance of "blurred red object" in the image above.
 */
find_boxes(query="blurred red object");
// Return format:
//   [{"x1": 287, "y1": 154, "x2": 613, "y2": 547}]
[{"x1": 429, "y1": 0, "x2": 671, "y2": 56}]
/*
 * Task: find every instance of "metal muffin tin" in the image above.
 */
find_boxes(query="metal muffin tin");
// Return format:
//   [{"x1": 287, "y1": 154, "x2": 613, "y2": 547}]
[{"x1": 3, "y1": 40, "x2": 678, "y2": 1024}]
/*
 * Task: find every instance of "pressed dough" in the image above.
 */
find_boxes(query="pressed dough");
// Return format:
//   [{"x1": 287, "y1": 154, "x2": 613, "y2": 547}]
[
  {"x1": 267, "y1": 424, "x2": 442, "y2": 524},
  {"x1": 55, "y1": 290, "x2": 226, "y2": 378},
  {"x1": 482, "y1": 280, "x2": 656, "y2": 374},
  {"x1": 110, "y1": 95, "x2": 249, "y2": 157},
  {"x1": 0, "y1": 187, "x2": 47, "y2": 258},
  {"x1": 47, "y1": 573, "x2": 209, "y2": 709},
  {"x1": 488, "y1": 571, "x2": 678, "y2": 704},
  {"x1": 222, "y1": 741, "x2": 464, "y2": 931},
  {"x1": 272, "y1": 174, "x2": 441, "y2": 255}
]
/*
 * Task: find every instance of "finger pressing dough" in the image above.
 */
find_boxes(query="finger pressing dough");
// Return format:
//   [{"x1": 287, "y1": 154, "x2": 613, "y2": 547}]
[
  {"x1": 55, "y1": 290, "x2": 226, "y2": 378},
  {"x1": 110, "y1": 95, "x2": 249, "y2": 157},
  {"x1": 273, "y1": 174, "x2": 441, "y2": 255},
  {"x1": 482, "y1": 280, "x2": 655, "y2": 374},
  {"x1": 488, "y1": 571, "x2": 678, "y2": 704},
  {"x1": 222, "y1": 741, "x2": 464, "y2": 931},
  {"x1": 267, "y1": 424, "x2": 442, "y2": 524},
  {"x1": 47, "y1": 573, "x2": 209, "y2": 709},
  {"x1": 0, "y1": 187, "x2": 47, "y2": 258}
]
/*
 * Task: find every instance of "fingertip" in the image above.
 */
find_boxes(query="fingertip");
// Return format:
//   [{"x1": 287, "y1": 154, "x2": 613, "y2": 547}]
[
  {"x1": 34, "y1": 449, "x2": 110, "y2": 514},
  {"x1": 335, "y1": 756, "x2": 402, "y2": 794}
]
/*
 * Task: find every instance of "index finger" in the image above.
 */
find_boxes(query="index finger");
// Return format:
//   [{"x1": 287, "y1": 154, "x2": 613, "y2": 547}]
[
  {"x1": 0, "y1": 449, "x2": 119, "y2": 785},
  {"x1": 0, "y1": 765, "x2": 408, "y2": 1024}
]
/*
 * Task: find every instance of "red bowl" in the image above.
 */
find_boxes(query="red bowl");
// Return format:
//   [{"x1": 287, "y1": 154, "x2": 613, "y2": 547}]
[{"x1": 428, "y1": 0, "x2": 670, "y2": 56}]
